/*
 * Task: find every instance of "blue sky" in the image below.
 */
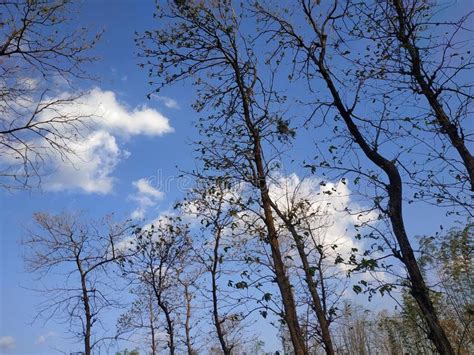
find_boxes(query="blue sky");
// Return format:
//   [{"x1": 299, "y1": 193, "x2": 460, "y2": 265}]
[
  {"x1": 0, "y1": 1, "x2": 199, "y2": 353},
  {"x1": 0, "y1": 0, "x2": 470, "y2": 354}
]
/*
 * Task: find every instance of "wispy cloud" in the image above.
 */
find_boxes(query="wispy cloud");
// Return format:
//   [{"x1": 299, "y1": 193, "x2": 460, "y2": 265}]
[
  {"x1": 130, "y1": 178, "x2": 164, "y2": 219},
  {"x1": 36, "y1": 331, "x2": 55, "y2": 345},
  {"x1": 0, "y1": 336, "x2": 15, "y2": 350},
  {"x1": 154, "y1": 95, "x2": 180, "y2": 109},
  {"x1": 32, "y1": 88, "x2": 174, "y2": 194}
]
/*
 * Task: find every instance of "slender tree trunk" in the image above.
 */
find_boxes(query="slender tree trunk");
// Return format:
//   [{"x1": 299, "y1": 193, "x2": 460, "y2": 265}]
[
  {"x1": 288, "y1": 230, "x2": 335, "y2": 354},
  {"x1": 160, "y1": 300, "x2": 175, "y2": 355},
  {"x1": 231, "y1": 56, "x2": 307, "y2": 354},
  {"x1": 149, "y1": 292, "x2": 157, "y2": 355},
  {"x1": 151, "y1": 280, "x2": 175, "y2": 355},
  {"x1": 159, "y1": 299, "x2": 175, "y2": 355},
  {"x1": 77, "y1": 260, "x2": 92, "y2": 355},
  {"x1": 270, "y1": 203, "x2": 335, "y2": 355},
  {"x1": 211, "y1": 227, "x2": 232, "y2": 355},
  {"x1": 254, "y1": 146, "x2": 307, "y2": 355},
  {"x1": 312, "y1": 41, "x2": 454, "y2": 354},
  {"x1": 392, "y1": 0, "x2": 474, "y2": 191},
  {"x1": 184, "y1": 284, "x2": 193, "y2": 355},
  {"x1": 82, "y1": 277, "x2": 92, "y2": 355}
]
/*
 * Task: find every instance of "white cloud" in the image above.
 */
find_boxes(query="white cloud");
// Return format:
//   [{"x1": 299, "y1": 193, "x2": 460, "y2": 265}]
[
  {"x1": 84, "y1": 89, "x2": 174, "y2": 137},
  {"x1": 268, "y1": 174, "x2": 376, "y2": 261},
  {"x1": 34, "y1": 88, "x2": 174, "y2": 193},
  {"x1": 45, "y1": 131, "x2": 125, "y2": 194},
  {"x1": 0, "y1": 336, "x2": 15, "y2": 350},
  {"x1": 36, "y1": 331, "x2": 55, "y2": 345},
  {"x1": 153, "y1": 95, "x2": 180, "y2": 109},
  {"x1": 130, "y1": 178, "x2": 164, "y2": 219}
]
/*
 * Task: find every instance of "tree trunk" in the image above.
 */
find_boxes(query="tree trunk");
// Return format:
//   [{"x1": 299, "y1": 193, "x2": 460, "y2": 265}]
[
  {"x1": 160, "y1": 300, "x2": 175, "y2": 355},
  {"x1": 211, "y1": 227, "x2": 232, "y2": 355},
  {"x1": 232, "y1": 57, "x2": 308, "y2": 355},
  {"x1": 184, "y1": 284, "x2": 194, "y2": 355},
  {"x1": 149, "y1": 292, "x2": 157, "y2": 355},
  {"x1": 270, "y1": 203, "x2": 335, "y2": 355},
  {"x1": 255, "y1": 148, "x2": 307, "y2": 355},
  {"x1": 288, "y1": 230, "x2": 335, "y2": 354},
  {"x1": 77, "y1": 262, "x2": 92, "y2": 355},
  {"x1": 151, "y1": 282, "x2": 175, "y2": 355}
]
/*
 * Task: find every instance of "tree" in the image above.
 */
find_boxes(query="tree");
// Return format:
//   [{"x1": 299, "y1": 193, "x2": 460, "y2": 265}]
[
  {"x1": 119, "y1": 217, "x2": 191, "y2": 355},
  {"x1": 0, "y1": 0, "x2": 100, "y2": 189},
  {"x1": 23, "y1": 212, "x2": 134, "y2": 355},
  {"x1": 256, "y1": 1, "x2": 455, "y2": 352},
  {"x1": 268, "y1": 177, "x2": 351, "y2": 354},
  {"x1": 390, "y1": 0, "x2": 472, "y2": 190},
  {"x1": 183, "y1": 178, "x2": 247, "y2": 355},
  {"x1": 117, "y1": 286, "x2": 160, "y2": 355},
  {"x1": 348, "y1": 0, "x2": 473, "y2": 213},
  {"x1": 136, "y1": 2, "x2": 308, "y2": 353}
]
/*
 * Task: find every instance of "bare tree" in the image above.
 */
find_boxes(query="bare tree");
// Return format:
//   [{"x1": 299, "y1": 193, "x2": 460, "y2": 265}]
[
  {"x1": 347, "y1": 0, "x2": 474, "y2": 213},
  {"x1": 23, "y1": 212, "x2": 134, "y2": 355},
  {"x1": 391, "y1": 0, "x2": 473, "y2": 190},
  {"x1": 268, "y1": 179, "x2": 344, "y2": 355},
  {"x1": 0, "y1": 0, "x2": 100, "y2": 189}
]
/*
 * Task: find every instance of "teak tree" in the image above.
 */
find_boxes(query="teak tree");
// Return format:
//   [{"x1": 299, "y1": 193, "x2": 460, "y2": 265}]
[
  {"x1": 117, "y1": 286, "x2": 161, "y2": 355},
  {"x1": 183, "y1": 178, "x2": 243, "y2": 355},
  {"x1": 348, "y1": 0, "x2": 473, "y2": 213},
  {"x1": 136, "y1": 2, "x2": 308, "y2": 353},
  {"x1": 256, "y1": 1, "x2": 457, "y2": 353},
  {"x1": 119, "y1": 217, "x2": 191, "y2": 355}
]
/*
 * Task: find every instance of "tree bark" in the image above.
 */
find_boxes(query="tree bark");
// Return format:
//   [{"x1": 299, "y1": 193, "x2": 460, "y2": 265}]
[
  {"x1": 149, "y1": 292, "x2": 157, "y2": 355},
  {"x1": 77, "y1": 263, "x2": 92, "y2": 355},
  {"x1": 228, "y1": 45, "x2": 308, "y2": 355},
  {"x1": 151, "y1": 276, "x2": 175, "y2": 355},
  {"x1": 253, "y1": 140, "x2": 307, "y2": 355}
]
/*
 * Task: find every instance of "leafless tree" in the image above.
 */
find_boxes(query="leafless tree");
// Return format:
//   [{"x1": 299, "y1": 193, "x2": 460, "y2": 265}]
[
  {"x1": 0, "y1": 0, "x2": 100, "y2": 189},
  {"x1": 183, "y1": 178, "x2": 248, "y2": 355},
  {"x1": 347, "y1": 0, "x2": 474, "y2": 213},
  {"x1": 23, "y1": 212, "x2": 134, "y2": 355}
]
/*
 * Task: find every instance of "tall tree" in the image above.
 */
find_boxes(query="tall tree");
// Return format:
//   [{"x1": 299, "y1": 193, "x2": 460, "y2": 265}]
[
  {"x1": 136, "y1": 2, "x2": 307, "y2": 353},
  {"x1": 256, "y1": 1, "x2": 455, "y2": 353},
  {"x1": 390, "y1": 0, "x2": 473, "y2": 191},
  {"x1": 119, "y1": 217, "x2": 191, "y2": 355},
  {"x1": 24, "y1": 212, "x2": 134, "y2": 355},
  {"x1": 117, "y1": 286, "x2": 160, "y2": 355},
  {"x1": 349, "y1": 0, "x2": 474, "y2": 213},
  {"x1": 183, "y1": 178, "x2": 245, "y2": 355}
]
